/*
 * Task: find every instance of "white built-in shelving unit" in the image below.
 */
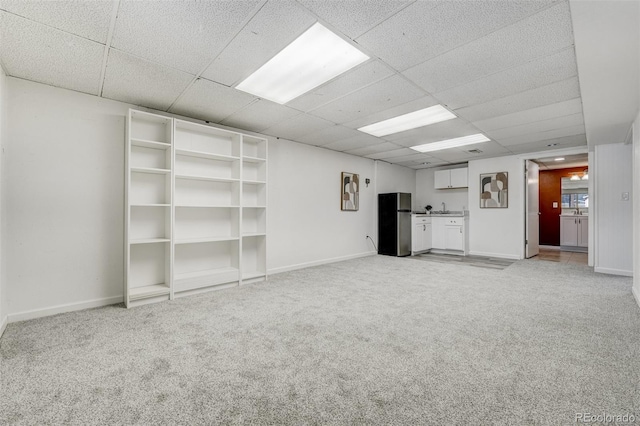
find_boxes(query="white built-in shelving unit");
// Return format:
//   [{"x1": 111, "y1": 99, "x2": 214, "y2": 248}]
[{"x1": 125, "y1": 110, "x2": 267, "y2": 308}]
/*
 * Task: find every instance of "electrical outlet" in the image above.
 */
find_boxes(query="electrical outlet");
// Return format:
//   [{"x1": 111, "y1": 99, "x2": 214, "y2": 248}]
[{"x1": 622, "y1": 192, "x2": 630, "y2": 201}]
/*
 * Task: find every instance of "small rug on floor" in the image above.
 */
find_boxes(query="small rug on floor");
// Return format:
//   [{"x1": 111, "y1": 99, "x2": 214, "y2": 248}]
[{"x1": 411, "y1": 252, "x2": 516, "y2": 269}]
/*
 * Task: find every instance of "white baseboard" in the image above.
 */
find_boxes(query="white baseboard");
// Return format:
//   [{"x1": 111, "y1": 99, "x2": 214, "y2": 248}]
[
  {"x1": 632, "y1": 286, "x2": 640, "y2": 309},
  {"x1": 0, "y1": 315, "x2": 7, "y2": 338},
  {"x1": 8, "y1": 295, "x2": 123, "y2": 323},
  {"x1": 468, "y1": 251, "x2": 521, "y2": 260},
  {"x1": 594, "y1": 267, "x2": 633, "y2": 277},
  {"x1": 268, "y1": 251, "x2": 377, "y2": 275}
]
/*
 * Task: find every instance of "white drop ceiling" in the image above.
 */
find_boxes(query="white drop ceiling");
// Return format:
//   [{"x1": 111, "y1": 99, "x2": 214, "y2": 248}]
[{"x1": 0, "y1": 0, "x2": 637, "y2": 169}]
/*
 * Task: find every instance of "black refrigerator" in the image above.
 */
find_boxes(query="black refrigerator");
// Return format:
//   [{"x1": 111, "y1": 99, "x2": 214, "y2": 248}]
[{"x1": 378, "y1": 192, "x2": 412, "y2": 257}]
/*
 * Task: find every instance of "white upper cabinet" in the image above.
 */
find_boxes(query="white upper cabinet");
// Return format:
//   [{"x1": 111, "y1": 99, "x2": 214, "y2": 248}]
[{"x1": 434, "y1": 168, "x2": 468, "y2": 189}]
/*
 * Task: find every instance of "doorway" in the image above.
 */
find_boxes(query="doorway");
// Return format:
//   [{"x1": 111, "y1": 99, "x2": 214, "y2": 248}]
[{"x1": 525, "y1": 154, "x2": 589, "y2": 265}]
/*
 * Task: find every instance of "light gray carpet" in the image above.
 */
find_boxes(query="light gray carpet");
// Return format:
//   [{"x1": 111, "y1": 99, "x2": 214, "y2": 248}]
[{"x1": 1, "y1": 256, "x2": 638, "y2": 425}]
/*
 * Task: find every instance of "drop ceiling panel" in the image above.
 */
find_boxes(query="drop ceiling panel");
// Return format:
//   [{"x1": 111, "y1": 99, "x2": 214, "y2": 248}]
[
  {"x1": 309, "y1": 75, "x2": 425, "y2": 124},
  {"x1": 220, "y1": 99, "x2": 300, "y2": 133},
  {"x1": 507, "y1": 134, "x2": 587, "y2": 154},
  {"x1": 387, "y1": 119, "x2": 483, "y2": 147},
  {"x1": 262, "y1": 113, "x2": 335, "y2": 141},
  {"x1": 297, "y1": 0, "x2": 413, "y2": 39},
  {"x1": 102, "y1": 50, "x2": 194, "y2": 111},
  {"x1": 498, "y1": 125, "x2": 586, "y2": 147},
  {"x1": 434, "y1": 48, "x2": 577, "y2": 110},
  {"x1": 295, "y1": 125, "x2": 362, "y2": 147},
  {"x1": 366, "y1": 147, "x2": 417, "y2": 160},
  {"x1": 472, "y1": 98, "x2": 583, "y2": 132},
  {"x1": 460, "y1": 140, "x2": 513, "y2": 156},
  {"x1": 342, "y1": 96, "x2": 439, "y2": 131},
  {"x1": 403, "y1": 2, "x2": 574, "y2": 93},
  {"x1": 422, "y1": 149, "x2": 477, "y2": 163},
  {"x1": 111, "y1": 0, "x2": 262, "y2": 74},
  {"x1": 201, "y1": 1, "x2": 316, "y2": 87},
  {"x1": 0, "y1": 12, "x2": 103, "y2": 95},
  {"x1": 454, "y1": 77, "x2": 581, "y2": 122},
  {"x1": 169, "y1": 78, "x2": 256, "y2": 123},
  {"x1": 381, "y1": 153, "x2": 434, "y2": 164},
  {"x1": 287, "y1": 60, "x2": 394, "y2": 112},
  {"x1": 344, "y1": 142, "x2": 401, "y2": 157},
  {"x1": 320, "y1": 135, "x2": 381, "y2": 152},
  {"x1": 355, "y1": 0, "x2": 555, "y2": 71},
  {"x1": 397, "y1": 160, "x2": 451, "y2": 169},
  {"x1": 0, "y1": 0, "x2": 113, "y2": 43},
  {"x1": 485, "y1": 113, "x2": 584, "y2": 141}
]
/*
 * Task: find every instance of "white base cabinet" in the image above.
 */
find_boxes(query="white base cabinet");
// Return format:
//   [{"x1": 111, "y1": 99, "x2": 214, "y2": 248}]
[
  {"x1": 125, "y1": 109, "x2": 268, "y2": 308},
  {"x1": 560, "y1": 216, "x2": 588, "y2": 248},
  {"x1": 431, "y1": 216, "x2": 468, "y2": 255},
  {"x1": 411, "y1": 215, "x2": 432, "y2": 255}
]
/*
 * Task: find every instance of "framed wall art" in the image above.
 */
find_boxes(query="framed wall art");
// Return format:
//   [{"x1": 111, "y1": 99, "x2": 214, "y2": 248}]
[
  {"x1": 341, "y1": 172, "x2": 359, "y2": 211},
  {"x1": 480, "y1": 172, "x2": 508, "y2": 208}
]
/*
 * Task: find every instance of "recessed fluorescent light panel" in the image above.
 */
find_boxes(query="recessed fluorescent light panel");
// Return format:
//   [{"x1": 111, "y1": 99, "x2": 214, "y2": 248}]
[
  {"x1": 554, "y1": 157, "x2": 565, "y2": 161},
  {"x1": 358, "y1": 105, "x2": 456, "y2": 137},
  {"x1": 410, "y1": 134, "x2": 490, "y2": 153},
  {"x1": 235, "y1": 23, "x2": 369, "y2": 104}
]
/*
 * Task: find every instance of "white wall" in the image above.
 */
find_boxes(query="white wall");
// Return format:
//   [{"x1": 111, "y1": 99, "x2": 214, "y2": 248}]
[
  {"x1": 634, "y1": 112, "x2": 640, "y2": 304},
  {"x1": 4, "y1": 78, "x2": 379, "y2": 320},
  {"x1": 375, "y1": 161, "x2": 416, "y2": 207},
  {"x1": 467, "y1": 155, "x2": 524, "y2": 259},
  {"x1": 268, "y1": 140, "x2": 376, "y2": 274},
  {"x1": 6, "y1": 79, "x2": 128, "y2": 319},
  {"x1": 594, "y1": 143, "x2": 633, "y2": 276},
  {"x1": 0, "y1": 67, "x2": 6, "y2": 336},
  {"x1": 416, "y1": 167, "x2": 468, "y2": 212}
]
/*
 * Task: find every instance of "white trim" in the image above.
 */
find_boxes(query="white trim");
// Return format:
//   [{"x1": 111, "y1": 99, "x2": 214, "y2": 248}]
[
  {"x1": 632, "y1": 285, "x2": 640, "y2": 309},
  {"x1": 0, "y1": 315, "x2": 7, "y2": 338},
  {"x1": 8, "y1": 295, "x2": 123, "y2": 323},
  {"x1": 468, "y1": 250, "x2": 521, "y2": 260},
  {"x1": 594, "y1": 267, "x2": 633, "y2": 277},
  {"x1": 268, "y1": 251, "x2": 377, "y2": 275}
]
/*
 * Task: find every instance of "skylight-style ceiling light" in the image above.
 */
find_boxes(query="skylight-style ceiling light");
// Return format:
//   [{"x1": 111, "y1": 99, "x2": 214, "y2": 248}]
[
  {"x1": 410, "y1": 134, "x2": 490, "y2": 153},
  {"x1": 235, "y1": 23, "x2": 369, "y2": 104},
  {"x1": 357, "y1": 105, "x2": 456, "y2": 137}
]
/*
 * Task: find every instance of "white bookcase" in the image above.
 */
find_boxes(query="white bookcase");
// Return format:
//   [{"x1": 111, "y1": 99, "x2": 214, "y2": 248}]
[
  {"x1": 126, "y1": 110, "x2": 173, "y2": 307},
  {"x1": 242, "y1": 136, "x2": 268, "y2": 282},
  {"x1": 125, "y1": 110, "x2": 267, "y2": 307}
]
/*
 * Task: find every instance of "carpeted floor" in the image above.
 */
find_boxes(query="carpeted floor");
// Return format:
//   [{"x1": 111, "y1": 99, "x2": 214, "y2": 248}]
[{"x1": 1, "y1": 255, "x2": 638, "y2": 425}]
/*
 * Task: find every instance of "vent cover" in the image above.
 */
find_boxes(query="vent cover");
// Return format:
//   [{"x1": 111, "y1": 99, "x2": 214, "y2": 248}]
[{"x1": 467, "y1": 149, "x2": 483, "y2": 154}]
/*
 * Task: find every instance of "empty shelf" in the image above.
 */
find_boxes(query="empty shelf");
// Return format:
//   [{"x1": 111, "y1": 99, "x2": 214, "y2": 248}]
[{"x1": 129, "y1": 284, "x2": 170, "y2": 301}]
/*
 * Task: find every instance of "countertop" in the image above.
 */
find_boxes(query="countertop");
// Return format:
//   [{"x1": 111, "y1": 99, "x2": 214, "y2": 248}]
[{"x1": 412, "y1": 211, "x2": 468, "y2": 217}]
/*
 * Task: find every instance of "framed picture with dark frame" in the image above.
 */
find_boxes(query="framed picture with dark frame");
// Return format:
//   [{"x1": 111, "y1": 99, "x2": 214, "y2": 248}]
[
  {"x1": 341, "y1": 172, "x2": 359, "y2": 211},
  {"x1": 480, "y1": 172, "x2": 508, "y2": 208}
]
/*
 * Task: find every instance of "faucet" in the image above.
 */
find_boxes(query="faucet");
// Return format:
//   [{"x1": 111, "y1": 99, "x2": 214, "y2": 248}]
[{"x1": 441, "y1": 202, "x2": 446, "y2": 212}]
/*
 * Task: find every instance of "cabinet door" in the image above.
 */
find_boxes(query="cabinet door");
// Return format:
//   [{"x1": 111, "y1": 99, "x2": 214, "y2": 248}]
[
  {"x1": 423, "y1": 224, "x2": 432, "y2": 250},
  {"x1": 560, "y1": 217, "x2": 578, "y2": 246},
  {"x1": 449, "y1": 168, "x2": 468, "y2": 188},
  {"x1": 578, "y1": 217, "x2": 589, "y2": 247},
  {"x1": 412, "y1": 224, "x2": 423, "y2": 252},
  {"x1": 445, "y1": 225, "x2": 463, "y2": 250},
  {"x1": 434, "y1": 170, "x2": 450, "y2": 189},
  {"x1": 432, "y1": 218, "x2": 445, "y2": 249}
]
